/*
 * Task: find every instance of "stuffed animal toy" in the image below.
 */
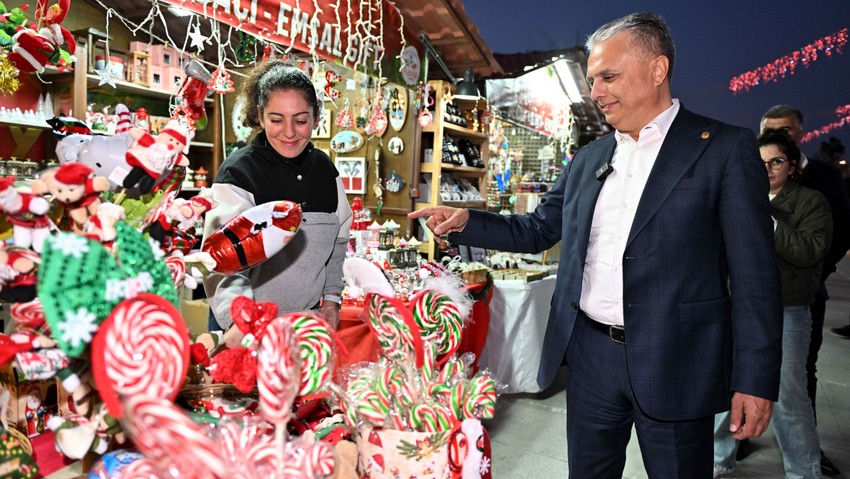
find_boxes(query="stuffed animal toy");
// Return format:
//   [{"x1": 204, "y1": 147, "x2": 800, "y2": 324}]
[
  {"x1": 83, "y1": 201, "x2": 125, "y2": 248},
  {"x1": 123, "y1": 120, "x2": 193, "y2": 194},
  {"x1": 32, "y1": 163, "x2": 109, "y2": 231},
  {"x1": 147, "y1": 187, "x2": 217, "y2": 246},
  {"x1": 0, "y1": 245, "x2": 39, "y2": 302},
  {"x1": 0, "y1": 177, "x2": 52, "y2": 252},
  {"x1": 6, "y1": 0, "x2": 76, "y2": 73}
]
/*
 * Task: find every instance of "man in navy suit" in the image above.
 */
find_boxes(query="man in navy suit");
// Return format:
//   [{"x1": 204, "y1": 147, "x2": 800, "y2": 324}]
[{"x1": 410, "y1": 12, "x2": 783, "y2": 479}]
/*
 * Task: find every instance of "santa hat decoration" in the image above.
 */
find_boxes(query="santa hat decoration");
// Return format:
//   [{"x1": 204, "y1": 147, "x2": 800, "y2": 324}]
[
  {"x1": 159, "y1": 121, "x2": 194, "y2": 154},
  {"x1": 0, "y1": 176, "x2": 17, "y2": 193},
  {"x1": 189, "y1": 187, "x2": 217, "y2": 211},
  {"x1": 8, "y1": 29, "x2": 55, "y2": 73},
  {"x1": 114, "y1": 104, "x2": 132, "y2": 134},
  {"x1": 54, "y1": 162, "x2": 95, "y2": 184}
]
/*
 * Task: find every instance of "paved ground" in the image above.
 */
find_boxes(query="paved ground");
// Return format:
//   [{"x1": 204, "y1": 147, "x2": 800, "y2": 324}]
[{"x1": 487, "y1": 258, "x2": 850, "y2": 478}]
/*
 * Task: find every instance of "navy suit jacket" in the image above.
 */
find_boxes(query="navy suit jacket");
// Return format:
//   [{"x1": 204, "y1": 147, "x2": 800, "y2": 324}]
[{"x1": 452, "y1": 108, "x2": 783, "y2": 421}]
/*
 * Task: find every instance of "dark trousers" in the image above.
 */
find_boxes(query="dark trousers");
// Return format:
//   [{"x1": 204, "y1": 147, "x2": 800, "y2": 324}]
[{"x1": 565, "y1": 314, "x2": 713, "y2": 479}]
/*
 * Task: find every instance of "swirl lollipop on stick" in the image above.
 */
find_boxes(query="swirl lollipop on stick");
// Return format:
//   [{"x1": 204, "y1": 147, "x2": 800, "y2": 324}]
[
  {"x1": 257, "y1": 317, "x2": 301, "y2": 477},
  {"x1": 365, "y1": 294, "x2": 423, "y2": 367},
  {"x1": 409, "y1": 290, "x2": 463, "y2": 360},
  {"x1": 123, "y1": 395, "x2": 226, "y2": 479},
  {"x1": 91, "y1": 293, "x2": 190, "y2": 418}
]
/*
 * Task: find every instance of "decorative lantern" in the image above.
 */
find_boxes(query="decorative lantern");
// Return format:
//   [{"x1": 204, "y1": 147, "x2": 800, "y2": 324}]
[
  {"x1": 378, "y1": 228, "x2": 395, "y2": 250},
  {"x1": 127, "y1": 51, "x2": 151, "y2": 87}
]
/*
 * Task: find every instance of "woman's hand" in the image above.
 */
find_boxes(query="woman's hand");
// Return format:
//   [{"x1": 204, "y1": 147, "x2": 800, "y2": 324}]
[{"x1": 317, "y1": 299, "x2": 341, "y2": 329}]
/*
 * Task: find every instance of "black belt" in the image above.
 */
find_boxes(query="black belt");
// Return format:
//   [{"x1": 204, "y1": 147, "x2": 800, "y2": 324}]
[{"x1": 583, "y1": 313, "x2": 625, "y2": 344}]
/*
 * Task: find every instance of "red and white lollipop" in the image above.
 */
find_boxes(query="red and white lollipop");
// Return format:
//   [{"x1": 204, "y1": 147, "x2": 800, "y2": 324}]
[{"x1": 91, "y1": 293, "x2": 190, "y2": 418}]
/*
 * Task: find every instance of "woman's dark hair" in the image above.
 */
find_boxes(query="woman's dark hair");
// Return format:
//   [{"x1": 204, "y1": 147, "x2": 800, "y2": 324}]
[
  {"x1": 759, "y1": 128, "x2": 802, "y2": 178},
  {"x1": 240, "y1": 60, "x2": 319, "y2": 129}
]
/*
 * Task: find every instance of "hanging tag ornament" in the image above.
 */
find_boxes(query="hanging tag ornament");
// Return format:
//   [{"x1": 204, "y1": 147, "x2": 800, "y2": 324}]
[
  {"x1": 335, "y1": 98, "x2": 355, "y2": 129},
  {"x1": 209, "y1": 66, "x2": 235, "y2": 93}
]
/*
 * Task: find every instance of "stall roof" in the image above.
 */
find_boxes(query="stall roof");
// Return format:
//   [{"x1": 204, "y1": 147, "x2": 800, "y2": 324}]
[
  {"x1": 80, "y1": 0, "x2": 503, "y2": 79},
  {"x1": 394, "y1": 0, "x2": 503, "y2": 78}
]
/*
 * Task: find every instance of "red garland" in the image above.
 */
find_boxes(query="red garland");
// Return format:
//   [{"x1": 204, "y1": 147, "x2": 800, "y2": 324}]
[
  {"x1": 729, "y1": 28, "x2": 848, "y2": 94},
  {"x1": 801, "y1": 103, "x2": 850, "y2": 144}
]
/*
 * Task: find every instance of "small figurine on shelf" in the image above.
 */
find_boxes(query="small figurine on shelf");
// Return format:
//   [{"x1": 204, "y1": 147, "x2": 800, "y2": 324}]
[
  {"x1": 0, "y1": 177, "x2": 52, "y2": 252},
  {"x1": 133, "y1": 107, "x2": 151, "y2": 132},
  {"x1": 123, "y1": 120, "x2": 193, "y2": 194},
  {"x1": 193, "y1": 166, "x2": 208, "y2": 188}
]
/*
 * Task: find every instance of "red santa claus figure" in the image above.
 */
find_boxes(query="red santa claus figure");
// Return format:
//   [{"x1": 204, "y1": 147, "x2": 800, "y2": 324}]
[
  {"x1": 148, "y1": 188, "x2": 217, "y2": 250},
  {"x1": 0, "y1": 177, "x2": 52, "y2": 252},
  {"x1": 0, "y1": 245, "x2": 40, "y2": 303},
  {"x1": 123, "y1": 120, "x2": 193, "y2": 194}
]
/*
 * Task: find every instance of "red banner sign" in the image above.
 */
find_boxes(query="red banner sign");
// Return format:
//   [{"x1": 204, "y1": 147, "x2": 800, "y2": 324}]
[{"x1": 162, "y1": 0, "x2": 404, "y2": 72}]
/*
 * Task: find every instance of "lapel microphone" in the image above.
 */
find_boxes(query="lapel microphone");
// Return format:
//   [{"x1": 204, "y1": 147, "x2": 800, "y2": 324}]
[{"x1": 596, "y1": 162, "x2": 614, "y2": 181}]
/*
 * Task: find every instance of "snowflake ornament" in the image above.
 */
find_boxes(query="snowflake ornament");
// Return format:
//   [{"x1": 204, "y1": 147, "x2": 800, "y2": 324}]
[
  {"x1": 58, "y1": 307, "x2": 98, "y2": 349},
  {"x1": 48, "y1": 233, "x2": 91, "y2": 258}
]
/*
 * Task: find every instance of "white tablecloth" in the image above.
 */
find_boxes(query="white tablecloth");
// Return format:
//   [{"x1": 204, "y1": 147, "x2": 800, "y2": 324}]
[{"x1": 478, "y1": 275, "x2": 557, "y2": 393}]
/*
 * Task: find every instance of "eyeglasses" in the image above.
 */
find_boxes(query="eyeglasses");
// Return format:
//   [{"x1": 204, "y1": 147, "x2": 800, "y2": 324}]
[{"x1": 764, "y1": 157, "x2": 788, "y2": 171}]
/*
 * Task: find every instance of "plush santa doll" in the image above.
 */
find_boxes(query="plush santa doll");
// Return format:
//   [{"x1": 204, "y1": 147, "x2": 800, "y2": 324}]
[
  {"x1": 123, "y1": 121, "x2": 193, "y2": 194},
  {"x1": 0, "y1": 177, "x2": 52, "y2": 252}
]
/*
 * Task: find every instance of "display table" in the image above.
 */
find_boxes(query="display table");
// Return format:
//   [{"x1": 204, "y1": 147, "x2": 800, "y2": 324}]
[
  {"x1": 335, "y1": 282, "x2": 493, "y2": 373},
  {"x1": 478, "y1": 275, "x2": 557, "y2": 394}
]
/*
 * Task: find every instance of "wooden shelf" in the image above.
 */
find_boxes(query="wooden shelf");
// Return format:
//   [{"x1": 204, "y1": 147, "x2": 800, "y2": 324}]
[
  {"x1": 413, "y1": 79, "x2": 490, "y2": 260},
  {"x1": 420, "y1": 162, "x2": 487, "y2": 177},
  {"x1": 0, "y1": 118, "x2": 52, "y2": 129},
  {"x1": 443, "y1": 199, "x2": 486, "y2": 208},
  {"x1": 85, "y1": 73, "x2": 213, "y2": 104}
]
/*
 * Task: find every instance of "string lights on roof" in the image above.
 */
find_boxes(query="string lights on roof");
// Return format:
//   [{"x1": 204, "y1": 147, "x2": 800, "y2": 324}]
[
  {"x1": 728, "y1": 28, "x2": 848, "y2": 94},
  {"x1": 801, "y1": 103, "x2": 850, "y2": 144}
]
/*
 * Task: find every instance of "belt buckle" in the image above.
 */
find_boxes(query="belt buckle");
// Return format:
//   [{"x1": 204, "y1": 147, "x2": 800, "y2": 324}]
[{"x1": 609, "y1": 325, "x2": 625, "y2": 344}]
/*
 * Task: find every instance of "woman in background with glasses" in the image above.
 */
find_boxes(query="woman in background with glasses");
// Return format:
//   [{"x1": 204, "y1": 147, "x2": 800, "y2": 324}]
[{"x1": 714, "y1": 129, "x2": 832, "y2": 478}]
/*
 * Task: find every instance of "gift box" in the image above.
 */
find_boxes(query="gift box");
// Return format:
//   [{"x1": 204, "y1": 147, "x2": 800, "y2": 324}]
[
  {"x1": 356, "y1": 420, "x2": 492, "y2": 479},
  {"x1": 0, "y1": 364, "x2": 59, "y2": 438}
]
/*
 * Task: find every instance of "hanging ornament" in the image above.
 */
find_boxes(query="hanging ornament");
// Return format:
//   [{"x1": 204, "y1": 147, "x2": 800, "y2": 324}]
[
  {"x1": 0, "y1": 57, "x2": 22, "y2": 95},
  {"x1": 96, "y1": 65, "x2": 119, "y2": 88},
  {"x1": 399, "y1": 45, "x2": 421, "y2": 86},
  {"x1": 418, "y1": 108, "x2": 433, "y2": 128},
  {"x1": 335, "y1": 98, "x2": 355, "y2": 129},
  {"x1": 235, "y1": 32, "x2": 257, "y2": 63},
  {"x1": 187, "y1": 21, "x2": 209, "y2": 53},
  {"x1": 354, "y1": 97, "x2": 370, "y2": 133},
  {"x1": 324, "y1": 69, "x2": 342, "y2": 101},
  {"x1": 365, "y1": 103, "x2": 388, "y2": 137},
  {"x1": 374, "y1": 148, "x2": 384, "y2": 216},
  {"x1": 209, "y1": 66, "x2": 235, "y2": 93},
  {"x1": 388, "y1": 86, "x2": 408, "y2": 131}
]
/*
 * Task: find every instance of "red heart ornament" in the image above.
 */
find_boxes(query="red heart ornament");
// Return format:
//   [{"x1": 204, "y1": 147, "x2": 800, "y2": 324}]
[{"x1": 229, "y1": 296, "x2": 279, "y2": 338}]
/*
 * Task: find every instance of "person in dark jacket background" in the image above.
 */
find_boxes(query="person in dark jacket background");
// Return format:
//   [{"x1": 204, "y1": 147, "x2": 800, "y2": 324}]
[
  {"x1": 760, "y1": 105, "x2": 850, "y2": 477},
  {"x1": 715, "y1": 129, "x2": 832, "y2": 478}
]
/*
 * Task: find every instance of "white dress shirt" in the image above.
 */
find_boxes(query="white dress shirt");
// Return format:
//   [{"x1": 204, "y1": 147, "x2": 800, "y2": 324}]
[{"x1": 580, "y1": 100, "x2": 681, "y2": 326}]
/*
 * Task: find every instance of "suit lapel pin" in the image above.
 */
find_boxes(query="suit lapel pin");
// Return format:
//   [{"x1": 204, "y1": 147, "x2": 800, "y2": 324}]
[{"x1": 701, "y1": 131, "x2": 710, "y2": 139}]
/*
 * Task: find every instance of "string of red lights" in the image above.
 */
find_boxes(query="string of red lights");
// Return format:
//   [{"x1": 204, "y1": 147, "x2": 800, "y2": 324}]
[
  {"x1": 801, "y1": 104, "x2": 850, "y2": 144},
  {"x1": 729, "y1": 28, "x2": 848, "y2": 94}
]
